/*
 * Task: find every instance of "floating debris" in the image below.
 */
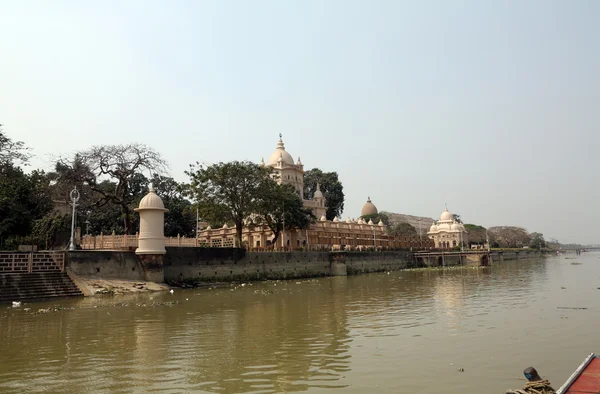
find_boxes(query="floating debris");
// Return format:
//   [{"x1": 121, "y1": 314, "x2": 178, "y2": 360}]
[{"x1": 557, "y1": 307, "x2": 587, "y2": 310}]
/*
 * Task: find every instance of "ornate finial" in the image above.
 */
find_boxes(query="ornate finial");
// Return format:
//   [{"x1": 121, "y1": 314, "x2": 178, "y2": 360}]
[
  {"x1": 367, "y1": 196, "x2": 371, "y2": 202},
  {"x1": 279, "y1": 133, "x2": 282, "y2": 139},
  {"x1": 445, "y1": 202, "x2": 448, "y2": 210},
  {"x1": 149, "y1": 183, "x2": 155, "y2": 192}
]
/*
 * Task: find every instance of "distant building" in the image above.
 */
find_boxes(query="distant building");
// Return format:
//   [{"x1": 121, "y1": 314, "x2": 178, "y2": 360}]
[{"x1": 427, "y1": 207, "x2": 468, "y2": 249}]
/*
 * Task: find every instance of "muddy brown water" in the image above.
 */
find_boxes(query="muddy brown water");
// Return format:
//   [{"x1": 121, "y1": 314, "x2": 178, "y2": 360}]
[{"x1": 1, "y1": 252, "x2": 599, "y2": 393}]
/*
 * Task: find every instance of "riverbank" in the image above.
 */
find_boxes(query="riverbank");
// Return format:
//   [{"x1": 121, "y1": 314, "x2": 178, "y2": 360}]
[{"x1": 67, "y1": 270, "x2": 169, "y2": 296}]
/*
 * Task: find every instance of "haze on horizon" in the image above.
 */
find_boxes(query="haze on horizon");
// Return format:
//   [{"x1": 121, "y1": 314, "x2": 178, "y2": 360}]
[{"x1": 1, "y1": 1, "x2": 598, "y2": 244}]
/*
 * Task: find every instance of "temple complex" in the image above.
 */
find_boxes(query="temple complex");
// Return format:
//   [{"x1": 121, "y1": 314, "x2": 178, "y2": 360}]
[
  {"x1": 195, "y1": 136, "x2": 428, "y2": 250},
  {"x1": 427, "y1": 207, "x2": 469, "y2": 249}
]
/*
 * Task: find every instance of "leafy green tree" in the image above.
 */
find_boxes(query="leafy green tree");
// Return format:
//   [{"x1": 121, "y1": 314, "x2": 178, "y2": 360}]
[
  {"x1": 452, "y1": 213, "x2": 462, "y2": 223},
  {"x1": 186, "y1": 161, "x2": 272, "y2": 247},
  {"x1": 303, "y1": 168, "x2": 344, "y2": 220},
  {"x1": 150, "y1": 174, "x2": 195, "y2": 237},
  {"x1": 254, "y1": 182, "x2": 315, "y2": 245},
  {"x1": 529, "y1": 232, "x2": 546, "y2": 250},
  {"x1": 31, "y1": 213, "x2": 71, "y2": 249},
  {"x1": 389, "y1": 221, "x2": 417, "y2": 236},
  {"x1": 0, "y1": 164, "x2": 52, "y2": 248},
  {"x1": 464, "y1": 224, "x2": 487, "y2": 245}
]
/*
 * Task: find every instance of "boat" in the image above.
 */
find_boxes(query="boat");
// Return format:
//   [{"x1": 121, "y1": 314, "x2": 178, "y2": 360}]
[{"x1": 557, "y1": 353, "x2": 600, "y2": 393}]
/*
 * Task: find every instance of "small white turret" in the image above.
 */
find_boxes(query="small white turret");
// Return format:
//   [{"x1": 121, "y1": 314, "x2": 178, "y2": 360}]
[{"x1": 135, "y1": 187, "x2": 168, "y2": 255}]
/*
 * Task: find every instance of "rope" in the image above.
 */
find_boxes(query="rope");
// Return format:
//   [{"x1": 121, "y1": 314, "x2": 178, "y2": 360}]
[{"x1": 505, "y1": 380, "x2": 556, "y2": 394}]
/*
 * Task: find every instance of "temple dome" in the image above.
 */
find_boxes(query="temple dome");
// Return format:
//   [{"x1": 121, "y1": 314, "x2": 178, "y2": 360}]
[
  {"x1": 451, "y1": 223, "x2": 461, "y2": 231},
  {"x1": 361, "y1": 197, "x2": 378, "y2": 216},
  {"x1": 439, "y1": 208, "x2": 453, "y2": 222},
  {"x1": 429, "y1": 222, "x2": 438, "y2": 232},
  {"x1": 267, "y1": 137, "x2": 295, "y2": 166}
]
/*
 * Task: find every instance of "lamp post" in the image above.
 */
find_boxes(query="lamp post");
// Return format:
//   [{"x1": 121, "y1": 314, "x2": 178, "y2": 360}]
[{"x1": 68, "y1": 187, "x2": 80, "y2": 251}]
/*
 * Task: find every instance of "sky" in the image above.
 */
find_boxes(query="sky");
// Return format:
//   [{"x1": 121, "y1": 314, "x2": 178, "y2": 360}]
[{"x1": 1, "y1": 0, "x2": 598, "y2": 244}]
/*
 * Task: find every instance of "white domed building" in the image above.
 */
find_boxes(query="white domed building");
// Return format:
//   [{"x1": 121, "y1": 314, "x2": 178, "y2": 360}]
[
  {"x1": 427, "y1": 207, "x2": 468, "y2": 249},
  {"x1": 261, "y1": 135, "x2": 326, "y2": 220}
]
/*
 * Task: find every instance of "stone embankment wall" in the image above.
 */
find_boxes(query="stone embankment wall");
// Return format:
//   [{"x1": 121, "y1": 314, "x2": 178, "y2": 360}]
[
  {"x1": 67, "y1": 250, "x2": 147, "y2": 281},
  {"x1": 65, "y1": 248, "x2": 546, "y2": 286},
  {"x1": 491, "y1": 250, "x2": 544, "y2": 262},
  {"x1": 163, "y1": 248, "x2": 416, "y2": 283}
]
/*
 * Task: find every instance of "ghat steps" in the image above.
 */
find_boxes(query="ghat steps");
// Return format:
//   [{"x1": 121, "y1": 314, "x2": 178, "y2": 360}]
[{"x1": 0, "y1": 272, "x2": 83, "y2": 303}]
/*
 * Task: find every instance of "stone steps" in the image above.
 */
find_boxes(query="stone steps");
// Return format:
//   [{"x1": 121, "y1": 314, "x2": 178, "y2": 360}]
[{"x1": 0, "y1": 272, "x2": 84, "y2": 303}]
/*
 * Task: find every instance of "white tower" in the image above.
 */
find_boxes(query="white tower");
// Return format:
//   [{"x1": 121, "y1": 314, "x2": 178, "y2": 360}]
[{"x1": 135, "y1": 187, "x2": 169, "y2": 255}]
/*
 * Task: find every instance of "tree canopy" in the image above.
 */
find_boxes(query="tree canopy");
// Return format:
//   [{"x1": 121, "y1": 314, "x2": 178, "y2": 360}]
[
  {"x1": 186, "y1": 161, "x2": 272, "y2": 246},
  {"x1": 389, "y1": 221, "x2": 417, "y2": 236},
  {"x1": 58, "y1": 143, "x2": 168, "y2": 234},
  {"x1": 529, "y1": 232, "x2": 546, "y2": 249},
  {"x1": 464, "y1": 223, "x2": 487, "y2": 244},
  {"x1": 254, "y1": 182, "x2": 315, "y2": 246},
  {"x1": 150, "y1": 174, "x2": 195, "y2": 237},
  {"x1": 303, "y1": 168, "x2": 344, "y2": 220},
  {"x1": 0, "y1": 165, "x2": 52, "y2": 248},
  {"x1": 488, "y1": 226, "x2": 531, "y2": 248}
]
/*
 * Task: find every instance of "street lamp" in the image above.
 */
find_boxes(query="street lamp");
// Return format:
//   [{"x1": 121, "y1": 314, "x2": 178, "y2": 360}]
[{"x1": 68, "y1": 187, "x2": 80, "y2": 251}]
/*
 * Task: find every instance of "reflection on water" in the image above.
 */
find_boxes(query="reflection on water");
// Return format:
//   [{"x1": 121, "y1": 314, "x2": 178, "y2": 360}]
[{"x1": 1, "y1": 253, "x2": 599, "y2": 393}]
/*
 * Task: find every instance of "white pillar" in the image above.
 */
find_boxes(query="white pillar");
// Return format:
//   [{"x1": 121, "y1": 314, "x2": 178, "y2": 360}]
[{"x1": 135, "y1": 187, "x2": 169, "y2": 255}]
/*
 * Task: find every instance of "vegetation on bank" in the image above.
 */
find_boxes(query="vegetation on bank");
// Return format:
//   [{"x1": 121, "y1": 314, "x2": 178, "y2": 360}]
[
  {"x1": 0, "y1": 127, "x2": 342, "y2": 250},
  {"x1": 1, "y1": 126, "x2": 585, "y2": 251}
]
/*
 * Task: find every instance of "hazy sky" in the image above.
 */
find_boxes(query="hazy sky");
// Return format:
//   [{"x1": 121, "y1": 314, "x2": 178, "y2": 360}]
[{"x1": 1, "y1": 1, "x2": 598, "y2": 244}]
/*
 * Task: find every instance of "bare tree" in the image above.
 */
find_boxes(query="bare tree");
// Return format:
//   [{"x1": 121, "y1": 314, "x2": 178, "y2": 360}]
[
  {"x1": 72, "y1": 144, "x2": 168, "y2": 234},
  {"x1": 488, "y1": 226, "x2": 531, "y2": 248},
  {"x1": 0, "y1": 125, "x2": 31, "y2": 165}
]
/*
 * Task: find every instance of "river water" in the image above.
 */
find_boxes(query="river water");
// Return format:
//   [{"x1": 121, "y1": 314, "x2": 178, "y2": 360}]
[{"x1": 1, "y1": 252, "x2": 599, "y2": 393}]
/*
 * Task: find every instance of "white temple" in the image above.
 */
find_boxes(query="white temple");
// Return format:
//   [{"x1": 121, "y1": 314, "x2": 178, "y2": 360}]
[{"x1": 427, "y1": 206, "x2": 468, "y2": 249}]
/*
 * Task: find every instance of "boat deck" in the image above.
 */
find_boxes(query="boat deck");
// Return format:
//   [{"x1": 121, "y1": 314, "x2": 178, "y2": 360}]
[{"x1": 559, "y1": 354, "x2": 600, "y2": 393}]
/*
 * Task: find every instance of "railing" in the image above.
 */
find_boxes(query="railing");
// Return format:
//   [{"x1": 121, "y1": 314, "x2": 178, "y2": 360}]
[
  {"x1": 0, "y1": 252, "x2": 65, "y2": 273},
  {"x1": 80, "y1": 233, "x2": 434, "y2": 251},
  {"x1": 81, "y1": 233, "x2": 237, "y2": 250}
]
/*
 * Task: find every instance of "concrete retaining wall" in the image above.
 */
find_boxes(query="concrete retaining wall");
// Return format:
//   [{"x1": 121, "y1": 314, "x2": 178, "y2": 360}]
[
  {"x1": 164, "y1": 248, "x2": 417, "y2": 283},
  {"x1": 491, "y1": 250, "x2": 543, "y2": 262},
  {"x1": 67, "y1": 250, "x2": 146, "y2": 281}
]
